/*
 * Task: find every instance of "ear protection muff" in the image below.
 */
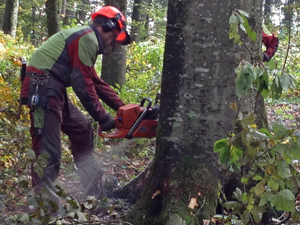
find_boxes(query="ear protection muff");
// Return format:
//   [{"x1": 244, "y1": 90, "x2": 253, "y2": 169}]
[
  {"x1": 102, "y1": 13, "x2": 123, "y2": 32},
  {"x1": 102, "y1": 19, "x2": 117, "y2": 32}
]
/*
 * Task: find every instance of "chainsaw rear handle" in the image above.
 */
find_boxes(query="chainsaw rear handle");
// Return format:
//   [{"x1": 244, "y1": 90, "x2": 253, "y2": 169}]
[
  {"x1": 126, "y1": 97, "x2": 152, "y2": 139},
  {"x1": 140, "y1": 97, "x2": 152, "y2": 108}
]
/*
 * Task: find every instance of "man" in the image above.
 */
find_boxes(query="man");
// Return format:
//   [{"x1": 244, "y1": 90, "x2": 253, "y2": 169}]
[
  {"x1": 20, "y1": 6, "x2": 130, "y2": 207},
  {"x1": 262, "y1": 24, "x2": 279, "y2": 62}
]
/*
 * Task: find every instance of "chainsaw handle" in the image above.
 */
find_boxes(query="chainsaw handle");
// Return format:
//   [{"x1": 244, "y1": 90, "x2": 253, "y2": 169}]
[
  {"x1": 126, "y1": 98, "x2": 152, "y2": 139},
  {"x1": 140, "y1": 97, "x2": 152, "y2": 109}
]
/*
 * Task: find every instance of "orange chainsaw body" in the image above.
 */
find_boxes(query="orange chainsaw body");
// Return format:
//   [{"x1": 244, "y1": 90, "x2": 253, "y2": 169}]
[{"x1": 99, "y1": 101, "x2": 158, "y2": 139}]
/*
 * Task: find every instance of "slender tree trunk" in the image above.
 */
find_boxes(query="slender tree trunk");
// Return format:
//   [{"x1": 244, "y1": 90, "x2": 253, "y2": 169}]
[
  {"x1": 45, "y1": 0, "x2": 61, "y2": 37},
  {"x1": 78, "y1": 2, "x2": 86, "y2": 24},
  {"x1": 61, "y1": 0, "x2": 66, "y2": 19},
  {"x1": 238, "y1": 0, "x2": 268, "y2": 129},
  {"x1": 31, "y1": 6, "x2": 37, "y2": 47},
  {"x1": 127, "y1": 0, "x2": 246, "y2": 224},
  {"x1": 63, "y1": 0, "x2": 75, "y2": 26},
  {"x1": 0, "y1": 0, "x2": 6, "y2": 29},
  {"x1": 264, "y1": 0, "x2": 272, "y2": 23},
  {"x1": 131, "y1": 0, "x2": 152, "y2": 42},
  {"x1": 101, "y1": 0, "x2": 127, "y2": 89},
  {"x1": 2, "y1": 0, "x2": 19, "y2": 38},
  {"x1": 283, "y1": 0, "x2": 294, "y2": 27},
  {"x1": 131, "y1": 0, "x2": 143, "y2": 43}
]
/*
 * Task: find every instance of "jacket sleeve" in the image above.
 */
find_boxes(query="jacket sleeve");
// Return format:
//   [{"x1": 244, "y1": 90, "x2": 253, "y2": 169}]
[
  {"x1": 262, "y1": 31, "x2": 279, "y2": 62},
  {"x1": 68, "y1": 31, "x2": 124, "y2": 124},
  {"x1": 92, "y1": 72, "x2": 125, "y2": 111}
]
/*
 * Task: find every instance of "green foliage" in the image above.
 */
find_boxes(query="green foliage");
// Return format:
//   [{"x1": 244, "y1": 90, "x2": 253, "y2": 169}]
[
  {"x1": 229, "y1": 9, "x2": 257, "y2": 45},
  {"x1": 130, "y1": 0, "x2": 167, "y2": 40},
  {"x1": 234, "y1": 60, "x2": 295, "y2": 100},
  {"x1": 229, "y1": 9, "x2": 295, "y2": 101},
  {"x1": 114, "y1": 39, "x2": 164, "y2": 105},
  {"x1": 18, "y1": 0, "x2": 48, "y2": 44},
  {"x1": 214, "y1": 112, "x2": 300, "y2": 223}
]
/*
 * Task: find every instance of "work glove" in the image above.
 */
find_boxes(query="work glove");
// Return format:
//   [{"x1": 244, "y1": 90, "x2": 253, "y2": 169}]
[{"x1": 99, "y1": 114, "x2": 116, "y2": 132}]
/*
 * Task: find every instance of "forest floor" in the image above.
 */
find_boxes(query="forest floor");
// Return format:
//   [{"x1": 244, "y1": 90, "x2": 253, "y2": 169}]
[{"x1": 1, "y1": 101, "x2": 300, "y2": 224}]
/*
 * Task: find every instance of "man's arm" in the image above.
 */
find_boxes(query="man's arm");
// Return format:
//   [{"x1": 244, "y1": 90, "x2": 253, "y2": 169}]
[{"x1": 262, "y1": 25, "x2": 279, "y2": 62}]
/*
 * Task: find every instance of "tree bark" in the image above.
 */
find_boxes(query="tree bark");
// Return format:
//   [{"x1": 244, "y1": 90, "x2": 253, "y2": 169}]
[
  {"x1": 101, "y1": 0, "x2": 127, "y2": 89},
  {"x1": 45, "y1": 0, "x2": 61, "y2": 37},
  {"x1": 127, "y1": 0, "x2": 247, "y2": 224},
  {"x1": 2, "y1": 0, "x2": 19, "y2": 38}
]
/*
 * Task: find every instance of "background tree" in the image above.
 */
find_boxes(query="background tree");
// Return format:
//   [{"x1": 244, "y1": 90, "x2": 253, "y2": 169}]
[
  {"x1": 131, "y1": 0, "x2": 152, "y2": 43},
  {"x1": 61, "y1": 0, "x2": 75, "y2": 26},
  {"x1": 2, "y1": 0, "x2": 19, "y2": 38},
  {"x1": 264, "y1": 0, "x2": 272, "y2": 23},
  {"x1": 45, "y1": 0, "x2": 61, "y2": 37},
  {"x1": 101, "y1": 0, "x2": 127, "y2": 88},
  {"x1": 238, "y1": 0, "x2": 267, "y2": 129},
  {"x1": 0, "y1": 0, "x2": 5, "y2": 28}
]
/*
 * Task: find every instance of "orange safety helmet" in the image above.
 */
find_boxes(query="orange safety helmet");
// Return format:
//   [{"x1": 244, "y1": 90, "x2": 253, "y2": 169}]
[{"x1": 91, "y1": 6, "x2": 131, "y2": 45}]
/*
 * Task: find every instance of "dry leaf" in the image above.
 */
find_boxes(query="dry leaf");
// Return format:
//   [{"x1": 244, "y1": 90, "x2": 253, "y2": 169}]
[
  {"x1": 230, "y1": 102, "x2": 237, "y2": 111},
  {"x1": 151, "y1": 190, "x2": 161, "y2": 199},
  {"x1": 203, "y1": 219, "x2": 210, "y2": 225},
  {"x1": 188, "y1": 197, "x2": 198, "y2": 209}
]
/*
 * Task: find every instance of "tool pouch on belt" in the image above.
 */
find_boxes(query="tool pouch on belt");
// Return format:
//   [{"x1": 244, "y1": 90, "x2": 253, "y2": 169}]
[
  {"x1": 33, "y1": 107, "x2": 45, "y2": 137},
  {"x1": 27, "y1": 72, "x2": 49, "y2": 137},
  {"x1": 27, "y1": 73, "x2": 49, "y2": 109}
]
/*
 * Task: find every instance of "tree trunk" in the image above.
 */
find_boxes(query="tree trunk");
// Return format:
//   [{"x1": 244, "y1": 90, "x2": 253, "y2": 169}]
[
  {"x1": 264, "y1": 0, "x2": 272, "y2": 23},
  {"x1": 131, "y1": 0, "x2": 143, "y2": 43},
  {"x1": 61, "y1": 0, "x2": 66, "y2": 20},
  {"x1": 283, "y1": 0, "x2": 295, "y2": 27},
  {"x1": 31, "y1": 6, "x2": 38, "y2": 47},
  {"x1": 63, "y1": 0, "x2": 75, "y2": 26},
  {"x1": 131, "y1": 0, "x2": 152, "y2": 43},
  {"x1": 127, "y1": 0, "x2": 247, "y2": 224},
  {"x1": 0, "y1": 0, "x2": 6, "y2": 29},
  {"x1": 101, "y1": 0, "x2": 127, "y2": 89},
  {"x1": 2, "y1": 0, "x2": 19, "y2": 38},
  {"x1": 45, "y1": 0, "x2": 61, "y2": 37},
  {"x1": 237, "y1": 0, "x2": 268, "y2": 129}
]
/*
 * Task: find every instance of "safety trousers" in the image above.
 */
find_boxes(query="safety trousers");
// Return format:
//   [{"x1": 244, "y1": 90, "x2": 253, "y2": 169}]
[{"x1": 30, "y1": 96, "x2": 103, "y2": 200}]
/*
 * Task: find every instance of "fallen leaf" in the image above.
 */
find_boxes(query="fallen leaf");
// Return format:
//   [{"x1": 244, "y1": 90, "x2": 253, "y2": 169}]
[
  {"x1": 151, "y1": 190, "x2": 161, "y2": 199},
  {"x1": 188, "y1": 197, "x2": 198, "y2": 209},
  {"x1": 203, "y1": 219, "x2": 210, "y2": 225}
]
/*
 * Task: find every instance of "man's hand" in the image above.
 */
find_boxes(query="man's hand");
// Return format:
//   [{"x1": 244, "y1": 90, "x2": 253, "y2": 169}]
[
  {"x1": 263, "y1": 52, "x2": 271, "y2": 62},
  {"x1": 99, "y1": 114, "x2": 116, "y2": 132}
]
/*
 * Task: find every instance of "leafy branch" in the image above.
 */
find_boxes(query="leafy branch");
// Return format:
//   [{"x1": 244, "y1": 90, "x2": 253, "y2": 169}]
[{"x1": 229, "y1": 9, "x2": 257, "y2": 63}]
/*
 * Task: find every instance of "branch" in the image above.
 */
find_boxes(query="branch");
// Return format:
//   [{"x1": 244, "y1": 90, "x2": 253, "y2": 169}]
[
  {"x1": 0, "y1": 108, "x2": 8, "y2": 112},
  {"x1": 0, "y1": 197, "x2": 17, "y2": 222},
  {"x1": 240, "y1": 37, "x2": 254, "y2": 64},
  {"x1": 282, "y1": 0, "x2": 291, "y2": 71}
]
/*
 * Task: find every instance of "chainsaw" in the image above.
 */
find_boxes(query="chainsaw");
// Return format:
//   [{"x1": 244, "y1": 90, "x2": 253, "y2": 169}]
[{"x1": 99, "y1": 93, "x2": 160, "y2": 139}]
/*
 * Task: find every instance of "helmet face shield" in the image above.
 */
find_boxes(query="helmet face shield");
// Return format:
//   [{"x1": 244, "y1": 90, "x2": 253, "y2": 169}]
[
  {"x1": 116, "y1": 29, "x2": 131, "y2": 45},
  {"x1": 115, "y1": 18, "x2": 131, "y2": 45}
]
